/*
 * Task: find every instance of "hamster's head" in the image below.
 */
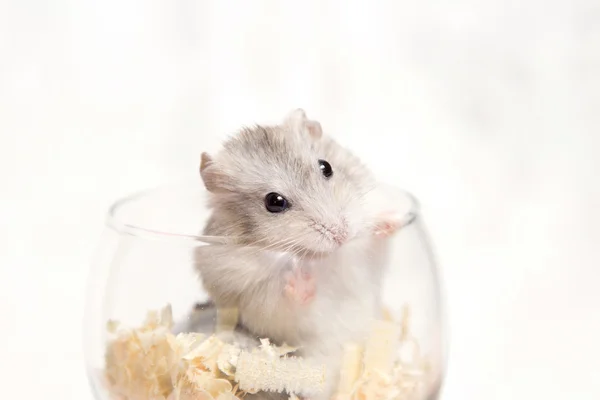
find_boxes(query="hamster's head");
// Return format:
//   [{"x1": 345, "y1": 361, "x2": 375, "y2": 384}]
[{"x1": 200, "y1": 109, "x2": 376, "y2": 257}]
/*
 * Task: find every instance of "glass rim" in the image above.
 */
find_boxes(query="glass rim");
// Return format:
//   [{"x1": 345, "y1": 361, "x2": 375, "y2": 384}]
[{"x1": 105, "y1": 181, "x2": 421, "y2": 244}]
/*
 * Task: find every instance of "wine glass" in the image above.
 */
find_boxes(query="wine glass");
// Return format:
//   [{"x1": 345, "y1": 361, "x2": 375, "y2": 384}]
[{"x1": 83, "y1": 181, "x2": 446, "y2": 400}]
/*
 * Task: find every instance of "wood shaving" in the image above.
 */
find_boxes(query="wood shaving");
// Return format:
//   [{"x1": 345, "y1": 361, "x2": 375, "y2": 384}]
[
  {"x1": 333, "y1": 306, "x2": 433, "y2": 400},
  {"x1": 183, "y1": 335, "x2": 227, "y2": 372},
  {"x1": 363, "y1": 320, "x2": 401, "y2": 374},
  {"x1": 217, "y1": 343, "x2": 242, "y2": 378},
  {"x1": 103, "y1": 304, "x2": 433, "y2": 400},
  {"x1": 104, "y1": 306, "x2": 182, "y2": 400},
  {"x1": 234, "y1": 344, "x2": 326, "y2": 395},
  {"x1": 105, "y1": 304, "x2": 238, "y2": 400},
  {"x1": 258, "y1": 338, "x2": 298, "y2": 357},
  {"x1": 335, "y1": 343, "x2": 364, "y2": 397}
]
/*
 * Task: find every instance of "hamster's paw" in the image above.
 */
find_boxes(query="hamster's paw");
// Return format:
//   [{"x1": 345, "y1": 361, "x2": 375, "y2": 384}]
[
  {"x1": 373, "y1": 216, "x2": 402, "y2": 238},
  {"x1": 284, "y1": 269, "x2": 316, "y2": 306}
]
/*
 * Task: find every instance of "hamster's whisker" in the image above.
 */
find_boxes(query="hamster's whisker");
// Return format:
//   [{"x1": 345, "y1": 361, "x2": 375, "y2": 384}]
[
  {"x1": 202, "y1": 228, "x2": 316, "y2": 262},
  {"x1": 279, "y1": 233, "x2": 316, "y2": 262},
  {"x1": 239, "y1": 234, "x2": 310, "y2": 258},
  {"x1": 236, "y1": 236, "x2": 290, "y2": 252},
  {"x1": 262, "y1": 234, "x2": 314, "y2": 258},
  {"x1": 240, "y1": 231, "x2": 302, "y2": 248}
]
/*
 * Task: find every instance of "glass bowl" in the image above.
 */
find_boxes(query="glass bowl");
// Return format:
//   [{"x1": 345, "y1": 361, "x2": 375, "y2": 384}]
[{"x1": 83, "y1": 181, "x2": 446, "y2": 400}]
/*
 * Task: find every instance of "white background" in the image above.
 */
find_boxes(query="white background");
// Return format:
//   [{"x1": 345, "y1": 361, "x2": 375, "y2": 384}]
[{"x1": 1, "y1": 0, "x2": 599, "y2": 399}]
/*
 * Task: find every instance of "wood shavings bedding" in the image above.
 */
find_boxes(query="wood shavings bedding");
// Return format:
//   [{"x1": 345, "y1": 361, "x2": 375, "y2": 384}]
[{"x1": 103, "y1": 304, "x2": 432, "y2": 400}]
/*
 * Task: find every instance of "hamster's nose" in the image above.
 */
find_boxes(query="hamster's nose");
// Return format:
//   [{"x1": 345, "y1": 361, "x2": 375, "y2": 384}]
[
  {"x1": 311, "y1": 220, "x2": 349, "y2": 245},
  {"x1": 330, "y1": 219, "x2": 349, "y2": 245},
  {"x1": 333, "y1": 229, "x2": 348, "y2": 245}
]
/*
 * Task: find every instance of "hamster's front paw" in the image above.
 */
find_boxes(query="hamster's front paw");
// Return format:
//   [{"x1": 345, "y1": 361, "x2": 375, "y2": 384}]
[
  {"x1": 284, "y1": 269, "x2": 316, "y2": 306},
  {"x1": 373, "y1": 215, "x2": 402, "y2": 238}
]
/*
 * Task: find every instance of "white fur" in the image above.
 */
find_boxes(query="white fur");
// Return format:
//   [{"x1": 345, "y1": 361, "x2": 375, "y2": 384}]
[{"x1": 195, "y1": 110, "x2": 394, "y2": 399}]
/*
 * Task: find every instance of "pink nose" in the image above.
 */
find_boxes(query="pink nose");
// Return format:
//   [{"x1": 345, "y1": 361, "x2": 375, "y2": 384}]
[
  {"x1": 331, "y1": 228, "x2": 348, "y2": 245},
  {"x1": 313, "y1": 219, "x2": 349, "y2": 245}
]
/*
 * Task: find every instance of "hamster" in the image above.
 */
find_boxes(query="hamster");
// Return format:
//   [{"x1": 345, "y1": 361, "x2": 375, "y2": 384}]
[{"x1": 194, "y1": 109, "x2": 400, "y2": 399}]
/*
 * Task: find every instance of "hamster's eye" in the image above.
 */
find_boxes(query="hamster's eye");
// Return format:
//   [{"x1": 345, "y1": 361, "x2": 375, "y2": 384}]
[
  {"x1": 265, "y1": 192, "x2": 289, "y2": 213},
  {"x1": 318, "y1": 159, "x2": 333, "y2": 178}
]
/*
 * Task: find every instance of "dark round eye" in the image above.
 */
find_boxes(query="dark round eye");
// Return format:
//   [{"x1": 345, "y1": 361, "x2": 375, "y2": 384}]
[
  {"x1": 264, "y1": 192, "x2": 289, "y2": 213},
  {"x1": 318, "y1": 159, "x2": 333, "y2": 178}
]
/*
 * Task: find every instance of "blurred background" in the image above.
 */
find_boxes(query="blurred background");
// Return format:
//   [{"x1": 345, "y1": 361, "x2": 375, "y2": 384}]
[{"x1": 1, "y1": 0, "x2": 599, "y2": 399}]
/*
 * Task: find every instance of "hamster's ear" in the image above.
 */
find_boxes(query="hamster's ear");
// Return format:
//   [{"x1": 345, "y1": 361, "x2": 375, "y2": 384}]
[
  {"x1": 283, "y1": 108, "x2": 323, "y2": 140},
  {"x1": 200, "y1": 152, "x2": 232, "y2": 193},
  {"x1": 305, "y1": 119, "x2": 323, "y2": 139},
  {"x1": 284, "y1": 108, "x2": 307, "y2": 126},
  {"x1": 200, "y1": 152, "x2": 213, "y2": 172}
]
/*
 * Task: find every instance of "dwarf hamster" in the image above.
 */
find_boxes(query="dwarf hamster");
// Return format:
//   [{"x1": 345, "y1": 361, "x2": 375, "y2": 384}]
[{"x1": 194, "y1": 109, "x2": 400, "y2": 399}]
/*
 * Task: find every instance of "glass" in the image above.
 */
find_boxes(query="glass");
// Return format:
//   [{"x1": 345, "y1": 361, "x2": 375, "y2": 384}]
[{"x1": 83, "y1": 181, "x2": 446, "y2": 400}]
